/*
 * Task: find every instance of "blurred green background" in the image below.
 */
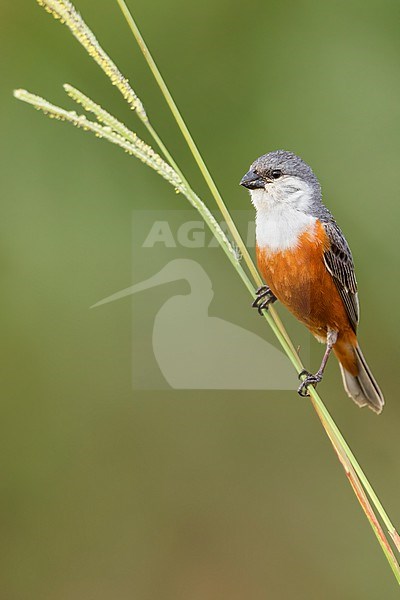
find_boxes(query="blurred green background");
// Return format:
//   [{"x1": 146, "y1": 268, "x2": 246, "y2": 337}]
[{"x1": 1, "y1": 0, "x2": 400, "y2": 598}]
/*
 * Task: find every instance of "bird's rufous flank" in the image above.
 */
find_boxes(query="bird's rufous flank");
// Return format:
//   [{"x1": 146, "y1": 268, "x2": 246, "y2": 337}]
[{"x1": 240, "y1": 150, "x2": 384, "y2": 414}]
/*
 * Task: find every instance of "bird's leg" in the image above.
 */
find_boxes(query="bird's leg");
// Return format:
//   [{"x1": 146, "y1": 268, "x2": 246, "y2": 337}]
[
  {"x1": 252, "y1": 285, "x2": 277, "y2": 315},
  {"x1": 297, "y1": 330, "x2": 338, "y2": 397}
]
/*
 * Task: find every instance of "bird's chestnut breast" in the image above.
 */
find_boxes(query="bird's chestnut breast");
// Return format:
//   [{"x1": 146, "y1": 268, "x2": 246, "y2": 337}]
[{"x1": 256, "y1": 221, "x2": 350, "y2": 337}]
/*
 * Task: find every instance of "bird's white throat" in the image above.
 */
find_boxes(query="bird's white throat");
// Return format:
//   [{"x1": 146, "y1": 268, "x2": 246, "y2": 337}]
[{"x1": 250, "y1": 177, "x2": 316, "y2": 252}]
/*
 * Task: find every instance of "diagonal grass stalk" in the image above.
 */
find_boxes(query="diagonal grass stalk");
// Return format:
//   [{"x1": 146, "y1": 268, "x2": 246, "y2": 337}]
[
  {"x1": 13, "y1": 89, "x2": 183, "y2": 191},
  {"x1": 116, "y1": 0, "x2": 400, "y2": 564},
  {"x1": 14, "y1": 0, "x2": 400, "y2": 583},
  {"x1": 14, "y1": 88, "x2": 243, "y2": 275}
]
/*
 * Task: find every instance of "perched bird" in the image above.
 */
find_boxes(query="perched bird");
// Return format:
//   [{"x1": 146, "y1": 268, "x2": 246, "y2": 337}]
[{"x1": 240, "y1": 150, "x2": 384, "y2": 414}]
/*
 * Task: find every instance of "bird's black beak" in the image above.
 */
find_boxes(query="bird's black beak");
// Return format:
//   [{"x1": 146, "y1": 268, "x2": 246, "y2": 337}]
[{"x1": 239, "y1": 170, "x2": 265, "y2": 190}]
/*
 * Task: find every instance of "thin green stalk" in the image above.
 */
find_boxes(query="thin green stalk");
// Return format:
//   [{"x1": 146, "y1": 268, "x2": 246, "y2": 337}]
[
  {"x1": 310, "y1": 396, "x2": 400, "y2": 582},
  {"x1": 116, "y1": 0, "x2": 400, "y2": 571},
  {"x1": 308, "y1": 384, "x2": 400, "y2": 551},
  {"x1": 14, "y1": 87, "x2": 244, "y2": 274}
]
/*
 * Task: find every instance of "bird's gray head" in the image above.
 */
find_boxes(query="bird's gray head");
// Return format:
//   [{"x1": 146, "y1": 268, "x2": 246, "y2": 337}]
[{"x1": 240, "y1": 150, "x2": 322, "y2": 213}]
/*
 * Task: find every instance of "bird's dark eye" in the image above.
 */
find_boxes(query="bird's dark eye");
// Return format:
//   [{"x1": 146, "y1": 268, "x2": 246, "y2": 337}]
[{"x1": 271, "y1": 169, "x2": 282, "y2": 179}]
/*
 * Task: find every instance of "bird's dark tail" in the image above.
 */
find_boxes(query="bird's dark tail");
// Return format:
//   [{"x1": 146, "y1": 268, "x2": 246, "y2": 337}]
[{"x1": 339, "y1": 345, "x2": 384, "y2": 414}]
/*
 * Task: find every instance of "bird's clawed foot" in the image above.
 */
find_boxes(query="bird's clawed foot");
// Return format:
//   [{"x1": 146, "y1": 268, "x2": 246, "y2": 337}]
[
  {"x1": 252, "y1": 286, "x2": 277, "y2": 315},
  {"x1": 297, "y1": 369, "x2": 322, "y2": 397}
]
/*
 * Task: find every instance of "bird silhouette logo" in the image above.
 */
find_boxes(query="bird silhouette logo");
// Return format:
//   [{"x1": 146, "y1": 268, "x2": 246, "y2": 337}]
[{"x1": 92, "y1": 258, "x2": 294, "y2": 390}]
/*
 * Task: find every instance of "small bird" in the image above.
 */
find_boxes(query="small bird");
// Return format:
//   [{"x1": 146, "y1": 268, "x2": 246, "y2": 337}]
[{"x1": 240, "y1": 150, "x2": 384, "y2": 414}]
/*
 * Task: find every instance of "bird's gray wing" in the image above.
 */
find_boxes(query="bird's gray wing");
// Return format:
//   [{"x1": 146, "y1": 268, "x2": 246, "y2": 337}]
[{"x1": 322, "y1": 221, "x2": 359, "y2": 332}]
